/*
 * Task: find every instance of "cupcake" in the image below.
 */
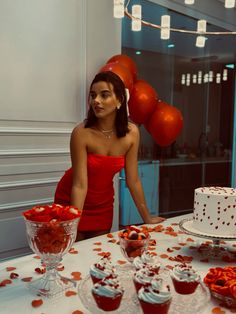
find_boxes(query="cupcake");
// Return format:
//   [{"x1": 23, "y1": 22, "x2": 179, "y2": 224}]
[
  {"x1": 133, "y1": 251, "x2": 161, "y2": 273},
  {"x1": 92, "y1": 274, "x2": 124, "y2": 311},
  {"x1": 170, "y1": 264, "x2": 200, "y2": 294},
  {"x1": 89, "y1": 256, "x2": 115, "y2": 284},
  {"x1": 138, "y1": 277, "x2": 172, "y2": 314},
  {"x1": 133, "y1": 266, "x2": 157, "y2": 292}
]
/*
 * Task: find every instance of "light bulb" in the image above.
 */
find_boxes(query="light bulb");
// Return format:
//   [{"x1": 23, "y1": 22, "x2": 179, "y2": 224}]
[
  {"x1": 113, "y1": 0, "x2": 124, "y2": 18},
  {"x1": 197, "y1": 20, "x2": 207, "y2": 33},
  {"x1": 196, "y1": 36, "x2": 206, "y2": 48},
  {"x1": 131, "y1": 5, "x2": 142, "y2": 31},
  {"x1": 185, "y1": 0, "x2": 195, "y2": 4},
  {"x1": 225, "y1": 0, "x2": 235, "y2": 8},
  {"x1": 160, "y1": 15, "x2": 170, "y2": 40}
]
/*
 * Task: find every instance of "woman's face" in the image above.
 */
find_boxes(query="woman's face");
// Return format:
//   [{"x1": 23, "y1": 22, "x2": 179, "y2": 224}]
[{"x1": 89, "y1": 81, "x2": 120, "y2": 118}]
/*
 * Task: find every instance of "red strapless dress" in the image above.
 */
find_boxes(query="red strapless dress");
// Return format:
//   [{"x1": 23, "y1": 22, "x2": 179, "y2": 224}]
[{"x1": 54, "y1": 153, "x2": 125, "y2": 231}]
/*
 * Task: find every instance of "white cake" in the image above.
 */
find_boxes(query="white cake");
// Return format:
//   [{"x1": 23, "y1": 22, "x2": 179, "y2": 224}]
[{"x1": 193, "y1": 187, "x2": 236, "y2": 236}]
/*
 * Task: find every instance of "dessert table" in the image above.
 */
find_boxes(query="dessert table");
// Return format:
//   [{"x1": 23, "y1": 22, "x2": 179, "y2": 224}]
[{"x1": 0, "y1": 214, "x2": 235, "y2": 314}]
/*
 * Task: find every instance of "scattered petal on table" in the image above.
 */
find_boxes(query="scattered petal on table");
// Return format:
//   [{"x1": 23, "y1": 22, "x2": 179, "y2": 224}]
[
  {"x1": 98, "y1": 252, "x2": 111, "y2": 257},
  {"x1": 21, "y1": 277, "x2": 33, "y2": 282},
  {"x1": 167, "y1": 248, "x2": 174, "y2": 253},
  {"x1": 165, "y1": 265, "x2": 174, "y2": 270},
  {"x1": 0, "y1": 279, "x2": 12, "y2": 287},
  {"x1": 10, "y1": 272, "x2": 19, "y2": 279},
  {"x1": 171, "y1": 223, "x2": 179, "y2": 226},
  {"x1": 200, "y1": 258, "x2": 209, "y2": 263},
  {"x1": 108, "y1": 239, "x2": 117, "y2": 243},
  {"x1": 178, "y1": 242, "x2": 187, "y2": 246},
  {"x1": 71, "y1": 272, "x2": 82, "y2": 281},
  {"x1": 107, "y1": 233, "x2": 114, "y2": 238},
  {"x1": 189, "y1": 246, "x2": 197, "y2": 250},
  {"x1": 72, "y1": 310, "x2": 84, "y2": 314},
  {"x1": 169, "y1": 254, "x2": 193, "y2": 263},
  {"x1": 93, "y1": 242, "x2": 102, "y2": 245},
  {"x1": 57, "y1": 265, "x2": 65, "y2": 271},
  {"x1": 165, "y1": 231, "x2": 178, "y2": 237},
  {"x1": 6, "y1": 266, "x2": 16, "y2": 272},
  {"x1": 186, "y1": 237, "x2": 194, "y2": 242},
  {"x1": 69, "y1": 248, "x2": 79, "y2": 254},
  {"x1": 172, "y1": 246, "x2": 181, "y2": 250},
  {"x1": 93, "y1": 248, "x2": 102, "y2": 251},
  {"x1": 33, "y1": 255, "x2": 41, "y2": 259},
  {"x1": 148, "y1": 246, "x2": 156, "y2": 251},
  {"x1": 159, "y1": 254, "x2": 169, "y2": 259},
  {"x1": 35, "y1": 267, "x2": 46, "y2": 274},
  {"x1": 154, "y1": 225, "x2": 164, "y2": 232},
  {"x1": 117, "y1": 260, "x2": 127, "y2": 265},
  {"x1": 65, "y1": 290, "x2": 77, "y2": 297},
  {"x1": 212, "y1": 307, "x2": 226, "y2": 314},
  {"x1": 31, "y1": 299, "x2": 43, "y2": 308},
  {"x1": 149, "y1": 239, "x2": 157, "y2": 246}
]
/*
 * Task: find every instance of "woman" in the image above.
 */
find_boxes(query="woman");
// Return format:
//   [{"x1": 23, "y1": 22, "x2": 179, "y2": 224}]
[{"x1": 54, "y1": 71, "x2": 165, "y2": 240}]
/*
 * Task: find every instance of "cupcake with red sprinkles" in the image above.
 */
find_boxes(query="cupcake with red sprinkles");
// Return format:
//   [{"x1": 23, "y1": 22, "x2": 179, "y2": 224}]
[
  {"x1": 170, "y1": 264, "x2": 200, "y2": 294},
  {"x1": 92, "y1": 274, "x2": 124, "y2": 311}
]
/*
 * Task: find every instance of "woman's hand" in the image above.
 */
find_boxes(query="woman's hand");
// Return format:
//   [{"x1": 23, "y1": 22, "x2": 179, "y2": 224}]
[{"x1": 144, "y1": 215, "x2": 166, "y2": 224}]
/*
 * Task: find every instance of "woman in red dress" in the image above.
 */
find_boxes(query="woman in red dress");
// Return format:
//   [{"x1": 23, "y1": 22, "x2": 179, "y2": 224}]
[{"x1": 54, "y1": 71, "x2": 164, "y2": 240}]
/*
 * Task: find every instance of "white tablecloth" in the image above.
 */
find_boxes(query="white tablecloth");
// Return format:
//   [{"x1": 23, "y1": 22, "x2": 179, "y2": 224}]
[{"x1": 0, "y1": 214, "x2": 235, "y2": 314}]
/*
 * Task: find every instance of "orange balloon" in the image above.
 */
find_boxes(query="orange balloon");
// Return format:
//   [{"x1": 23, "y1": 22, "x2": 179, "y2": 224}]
[
  {"x1": 128, "y1": 80, "x2": 158, "y2": 124},
  {"x1": 147, "y1": 100, "x2": 183, "y2": 146},
  {"x1": 99, "y1": 62, "x2": 134, "y2": 92},
  {"x1": 107, "y1": 54, "x2": 138, "y2": 81}
]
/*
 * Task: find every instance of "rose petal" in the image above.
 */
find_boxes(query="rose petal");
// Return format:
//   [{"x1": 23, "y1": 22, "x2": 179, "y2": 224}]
[
  {"x1": 31, "y1": 299, "x2": 43, "y2": 308},
  {"x1": 6, "y1": 267, "x2": 16, "y2": 272},
  {"x1": 65, "y1": 290, "x2": 77, "y2": 297}
]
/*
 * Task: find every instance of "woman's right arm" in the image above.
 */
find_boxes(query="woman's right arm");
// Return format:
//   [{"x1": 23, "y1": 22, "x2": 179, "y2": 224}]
[{"x1": 70, "y1": 125, "x2": 88, "y2": 210}]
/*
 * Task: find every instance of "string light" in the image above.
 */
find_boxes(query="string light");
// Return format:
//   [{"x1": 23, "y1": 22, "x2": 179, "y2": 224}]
[
  {"x1": 115, "y1": 0, "x2": 236, "y2": 48},
  {"x1": 181, "y1": 69, "x2": 228, "y2": 86}
]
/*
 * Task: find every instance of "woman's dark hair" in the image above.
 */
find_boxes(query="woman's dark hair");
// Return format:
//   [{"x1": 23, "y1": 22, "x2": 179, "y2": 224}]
[{"x1": 84, "y1": 71, "x2": 129, "y2": 138}]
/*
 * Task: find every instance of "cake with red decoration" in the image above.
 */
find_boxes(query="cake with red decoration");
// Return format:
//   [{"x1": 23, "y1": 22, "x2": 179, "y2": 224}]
[
  {"x1": 133, "y1": 266, "x2": 157, "y2": 292},
  {"x1": 92, "y1": 274, "x2": 124, "y2": 311},
  {"x1": 193, "y1": 187, "x2": 236, "y2": 236}
]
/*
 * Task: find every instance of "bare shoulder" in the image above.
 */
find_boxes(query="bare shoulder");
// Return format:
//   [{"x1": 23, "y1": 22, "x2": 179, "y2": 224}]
[
  {"x1": 71, "y1": 122, "x2": 88, "y2": 137},
  {"x1": 128, "y1": 122, "x2": 140, "y2": 137}
]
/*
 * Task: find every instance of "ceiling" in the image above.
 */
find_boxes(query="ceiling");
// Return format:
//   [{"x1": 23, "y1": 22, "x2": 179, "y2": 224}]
[{"x1": 122, "y1": 0, "x2": 236, "y2": 63}]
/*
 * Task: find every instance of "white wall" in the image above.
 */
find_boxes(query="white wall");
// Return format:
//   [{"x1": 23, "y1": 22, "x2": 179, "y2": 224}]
[{"x1": 0, "y1": 0, "x2": 121, "y2": 258}]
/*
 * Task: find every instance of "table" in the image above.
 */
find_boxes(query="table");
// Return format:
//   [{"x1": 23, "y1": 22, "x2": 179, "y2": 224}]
[{"x1": 0, "y1": 214, "x2": 235, "y2": 314}]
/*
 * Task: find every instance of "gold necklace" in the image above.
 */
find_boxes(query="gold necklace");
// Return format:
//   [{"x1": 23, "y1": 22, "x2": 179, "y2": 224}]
[{"x1": 97, "y1": 127, "x2": 114, "y2": 139}]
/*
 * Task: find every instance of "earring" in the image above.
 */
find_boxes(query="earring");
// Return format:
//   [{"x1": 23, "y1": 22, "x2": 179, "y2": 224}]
[{"x1": 117, "y1": 103, "x2": 121, "y2": 109}]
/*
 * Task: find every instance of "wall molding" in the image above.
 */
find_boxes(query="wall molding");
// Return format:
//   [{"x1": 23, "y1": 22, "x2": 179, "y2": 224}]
[
  {"x1": 0, "y1": 126, "x2": 72, "y2": 135},
  {"x1": 0, "y1": 198, "x2": 54, "y2": 212},
  {"x1": 0, "y1": 178, "x2": 61, "y2": 190},
  {"x1": 0, "y1": 148, "x2": 69, "y2": 158}
]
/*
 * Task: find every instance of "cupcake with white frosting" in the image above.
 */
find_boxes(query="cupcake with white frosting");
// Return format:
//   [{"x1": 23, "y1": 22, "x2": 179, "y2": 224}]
[
  {"x1": 133, "y1": 251, "x2": 161, "y2": 273},
  {"x1": 89, "y1": 256, "x2": 115, "y2": 284},
  {"x1": 138, "y1": 277, "x2": 172, "y2": 314},
  {"x1": 170, "y1": 264, "x2": 200, "y2": 294},
  {"x1": 92, "y1": 274, "x2": 124, "y2": 311},
  {"x1": 133, "y1": 266, "x2": 157, "y2": 292}
]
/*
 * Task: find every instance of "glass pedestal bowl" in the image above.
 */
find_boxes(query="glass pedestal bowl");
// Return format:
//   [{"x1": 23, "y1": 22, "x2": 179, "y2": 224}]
[
  {"x1": 24, "y1": 217, "x2": 79, "y2": 298},
  {"x1": 118, "y1": 234, "x2": 150, "y2": 264}
]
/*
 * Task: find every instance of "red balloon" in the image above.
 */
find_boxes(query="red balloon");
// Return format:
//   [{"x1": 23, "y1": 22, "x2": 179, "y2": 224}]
[
  {"x1": 128, "y1": 80, "x2": 158, "y2": 124},
  {"x1": 99, "y1": 62, "x2": 133, "y2": 92},
  {"x1": 107, "y1": 54, "x2": 138, "y2": 81},
  {"x1": 147, "y1": 101, "x2": 183, "y2": 147}
]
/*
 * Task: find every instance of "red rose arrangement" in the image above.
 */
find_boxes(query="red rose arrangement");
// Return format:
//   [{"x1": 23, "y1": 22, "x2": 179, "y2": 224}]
[
  {"x1": 23, "y1": 204, "x2": 82, "y2": 254},
  {"x1": 204, "y1": 266, "x2": 236, "y2": 299}
]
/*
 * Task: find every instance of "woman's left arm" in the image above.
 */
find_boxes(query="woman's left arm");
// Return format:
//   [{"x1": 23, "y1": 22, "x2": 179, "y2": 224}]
[{"x1": 125, "y1": 124, "x2": 165, "y2": 224}]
